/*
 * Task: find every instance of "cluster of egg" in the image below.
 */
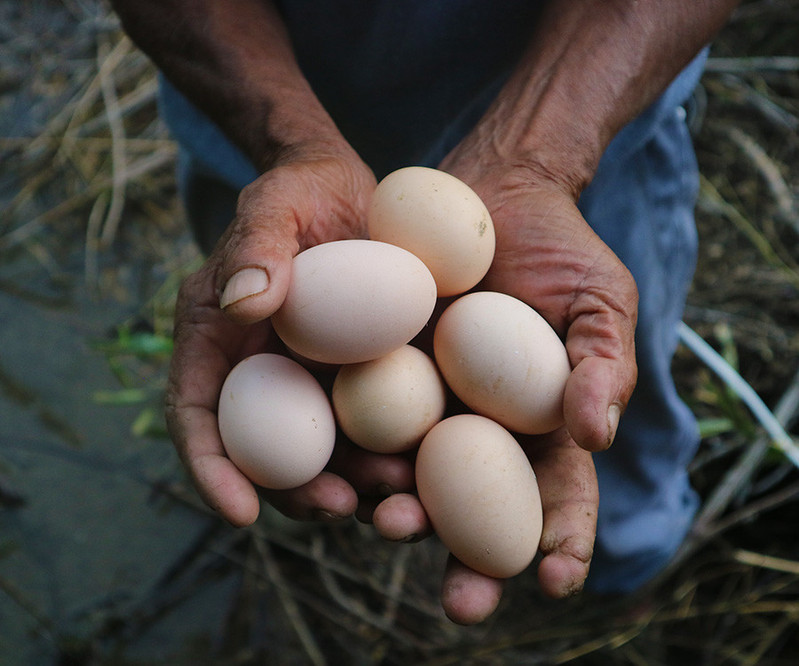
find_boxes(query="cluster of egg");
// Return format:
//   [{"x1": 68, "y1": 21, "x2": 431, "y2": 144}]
[{"x1": 218, "y1": 166, "x2": 572, "y2": 579}]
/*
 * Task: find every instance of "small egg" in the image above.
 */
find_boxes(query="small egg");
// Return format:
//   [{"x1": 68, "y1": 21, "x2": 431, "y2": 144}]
[
  {"x1": 271, "y1": 240, "x2": 437, "y2": 365},
  {"x1": 332, "y1": 345, "x2": 447, "y2": 453},
  {"x1": 433, "y1": 291, "x2": 571, "y2": 434},
  {"x1": 416, "y1": 414, "x2": 543, "y2": 578},
  {"x1": 367, "y1": 166, "x2": 495, "y2": 297},
  {"x1": 218, "y1": 353, "x2": 336, "y2": 490}
]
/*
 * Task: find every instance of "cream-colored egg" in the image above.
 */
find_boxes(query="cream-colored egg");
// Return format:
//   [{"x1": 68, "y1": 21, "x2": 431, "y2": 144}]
[
  {"x1": 367, "y1": 166, "x2": 495, "y2": 297},
  {"x1": 218, "y1": 353, "x2": 336, "y2": 490},
  {"x1": 433, "y1": 291, "x2": 571, "y2": 434},
  {"x1": 416, "y1": 414, "x2": 543, "y2": 578},
  {"x1": 271, "y1": 240, "x2": 437, "y2": 365},
  {"x1": 332, "y1": 345, "x2": 447, "y2": 453}
]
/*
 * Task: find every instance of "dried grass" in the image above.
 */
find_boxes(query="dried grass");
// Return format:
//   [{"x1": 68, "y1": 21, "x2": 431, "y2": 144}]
[{"x1": 2, "y1": 1, "x2": 798, "y2": 664}]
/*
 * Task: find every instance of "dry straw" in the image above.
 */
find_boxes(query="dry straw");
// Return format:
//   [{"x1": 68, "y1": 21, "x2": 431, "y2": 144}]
[{"x1": 2, "y1": 1, "x2": 798, "y2": 664}]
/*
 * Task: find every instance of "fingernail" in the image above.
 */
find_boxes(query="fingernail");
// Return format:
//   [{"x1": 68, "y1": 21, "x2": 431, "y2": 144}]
[
  {"x1": 220, "y1": 267, "x2": 268, "y2": 309},
  {"x1": 607, "y1": 404, "x2": 622, "y2": 446},
  {"x1": 313, "y1": 509, "x2": 344, "y2": 523}
]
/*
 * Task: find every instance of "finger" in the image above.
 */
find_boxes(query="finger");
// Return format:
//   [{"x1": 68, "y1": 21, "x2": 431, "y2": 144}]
[
  {"x1": 563, "y1": 276, "x2": 638, "y2": 452},
  {"x1": 327, "y1": 441, "x2": 416, "y2": 496},
  {"x1": 167, "y1": 398, "x2": 261, "y2": 528},
  {"x1": 215, "y1": 160, "x2": 374, "y2": 325},
  {"x1": 166, "y1": 272, "x2": 268, "y2": 527},
  {"x1": 372, "y1": 493, "x2": 432, "y2": 542},
  {"x1": 524, "y1": 430, "x2": 598, "y2": 598},
  {"x1": 261, "y1": 471, "x2": 358, "y2": 522},
  {"x1": 563, "y1": 355, "x2": 631, "y2": 452},
  {"x1": 215, "y1": 183, "x2": 300, "y2": 325},
  {"x1": 441, "y1": 555, "x2": 505, "y2": 625},
  {"x1": 184, "y1": 426, "x2": 262, "y2": 528}
]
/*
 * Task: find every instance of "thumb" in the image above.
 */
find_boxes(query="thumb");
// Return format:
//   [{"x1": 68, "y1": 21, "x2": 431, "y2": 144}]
[
  {"x1": 215, "y1": 195, "x2": 300, "y2": 326},
  {"x1": 213, "y1": 155, "x2": 375, "y2": 324},
  {"x1": 218, "y1": 261, "x2": 292, "y2": 325},
  {"x1": 563, "y1": 354, "x2": 634, "y2": 452}
]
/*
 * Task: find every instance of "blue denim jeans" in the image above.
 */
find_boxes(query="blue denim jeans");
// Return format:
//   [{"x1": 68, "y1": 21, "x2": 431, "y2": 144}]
[
  {"x1": 579, "y1": 103, "x2": 701, "y2": 593},
  {"x1": 158, "y1": 24, "x2": 706, "y2": 594}
]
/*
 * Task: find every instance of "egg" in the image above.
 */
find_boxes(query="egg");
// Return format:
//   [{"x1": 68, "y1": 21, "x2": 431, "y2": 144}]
[
  {"x1": 217, "y1": 353, "x2": 336, "y2": 490},
  {"x1": 332, "y1": 345, "x2": 447, "y2": 453},
  {"x1": 367, "y1": 166, "x2": 495, "y2": 297},
  {"x1": 415, "y1": 414, "x2": 543, "y2": 578},
  {"x1": 271, "y1": 240, "x2": 437, "y2": 365},
  {"x1": 433, "y1": 291, "x2": 571, "y2": 435}
]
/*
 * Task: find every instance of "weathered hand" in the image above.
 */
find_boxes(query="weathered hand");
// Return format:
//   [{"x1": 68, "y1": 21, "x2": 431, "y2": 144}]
[
  {"x1": 165, "y1": 151, "x2": 419, "y2": 527},
  {"x1": 374, "y1": 428, "x2": 598, "y2": 624},
  {"x1": 467, "y1": 171, "x2": 638, "y2": 452},
  {"x1": 373, "y1": 155, "x2": 638, "y2": 623}
]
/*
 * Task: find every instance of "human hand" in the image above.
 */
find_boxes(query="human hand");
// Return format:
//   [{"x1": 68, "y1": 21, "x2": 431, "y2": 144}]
[
  {"x1": 165, "y1": 149, "x2": 420, "y2": 528},
  {"x1": 447, "y1": 164, "x2": 640, "y2": 455},
  {"x1": 373, "y1": 428, "x2": 598, "y2": 624},
  {"x1": 371, "y1": 151, "x2": 638, "y2": 623}
]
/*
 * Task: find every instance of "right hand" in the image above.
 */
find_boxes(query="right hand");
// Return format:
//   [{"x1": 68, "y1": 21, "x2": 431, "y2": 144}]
[{"x1": 165, "y1": 147, "x2": 424, "y2": 527}]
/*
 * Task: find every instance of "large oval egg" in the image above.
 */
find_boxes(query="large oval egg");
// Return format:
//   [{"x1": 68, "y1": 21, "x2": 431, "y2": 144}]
[
  {"x1": 218, "y1": 353, "x2": 336, "y2": 490},
  {"x1": 271, "y1": 240, "x2": 437, "y2": 365},
  {"x1": 416, "y1": 414, "x2": 543, "y2": 578},
  {"x1": 332, "y1": 344, "x2": 447, "y2": 453},
  {"x1": 433, "y1": 291, "x2": 571, "y2": 434},
  {"x1": 367, "y1": 166, "x2": 495, "y2": 297}
]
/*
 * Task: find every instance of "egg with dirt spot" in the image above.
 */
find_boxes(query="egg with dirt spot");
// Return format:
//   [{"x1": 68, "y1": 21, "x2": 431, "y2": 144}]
[{"x1": 367, "y1": 166, "x2": 495, "y2": 297}]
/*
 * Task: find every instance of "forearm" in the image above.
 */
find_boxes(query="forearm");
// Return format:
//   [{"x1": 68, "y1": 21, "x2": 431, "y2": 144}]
[
  {"x1": 473, "y1": 0, "x2": 741, "y2": 195},
  {"x1": 111, "y1": 0, "x2": 347, "y2": 171}
]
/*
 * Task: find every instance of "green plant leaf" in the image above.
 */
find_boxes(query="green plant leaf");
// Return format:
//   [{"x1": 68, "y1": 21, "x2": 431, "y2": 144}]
[{"x1": 92, "y1": 388, "x2": 150, "y2": 405}]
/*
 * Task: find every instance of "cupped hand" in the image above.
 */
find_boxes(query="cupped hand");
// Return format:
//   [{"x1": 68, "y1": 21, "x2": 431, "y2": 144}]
[
  {"x1": 374, "y1": 428, "x2": 597, "y2": 624},
  {"x1": 374, "y1": 151, "x2": 638, "y2": 623},
  {"x1": 460, "y1": 168, "x2": 639, "y2": 452},
  {"x1": 165, "y1": 148, "x2": 418, "y2": 527}
]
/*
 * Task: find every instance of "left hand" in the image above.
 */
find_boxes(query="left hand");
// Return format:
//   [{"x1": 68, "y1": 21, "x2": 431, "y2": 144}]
[{"x1": 372, "y1": 147, "x2": 638, "y2": 624}]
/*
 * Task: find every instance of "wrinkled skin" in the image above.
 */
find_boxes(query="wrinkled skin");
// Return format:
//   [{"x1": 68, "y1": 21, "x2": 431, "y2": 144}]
[
  {"x1": 166, "y1": 151, "x2": 376, "y2": 526},
  {"x1": 111, "y1": 0, "x2": 739, "y2": 625},
  {"x1": 165, "y1": 143, "x2": 638, "y2": 624}
]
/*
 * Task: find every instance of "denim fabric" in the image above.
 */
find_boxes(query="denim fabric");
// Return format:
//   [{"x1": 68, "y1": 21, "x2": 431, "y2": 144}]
[
  {"x1": 580, "y1": 103, "x2": 702, "y2": 593},
  {"x1": 158, "y1": 6, "x2": 708, "y2": 594}
]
